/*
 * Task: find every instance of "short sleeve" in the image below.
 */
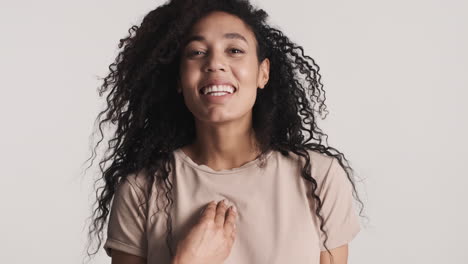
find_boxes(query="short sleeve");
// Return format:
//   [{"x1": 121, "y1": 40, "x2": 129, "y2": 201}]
[
  {"x1": 316, "y1": 157, "x2": 361, "y2": 251},
  {"x1": 103, "y1": 174, "x2": 148, "y2": 258}
]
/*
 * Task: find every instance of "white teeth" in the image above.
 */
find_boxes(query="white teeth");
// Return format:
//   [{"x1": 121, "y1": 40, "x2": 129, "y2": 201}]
[
  {"x1": 209, "y1": 92, "x2": 229, "y2": 96},
  {"x1": 201, "y1": 85, "x2": 235, "y2": 95}
]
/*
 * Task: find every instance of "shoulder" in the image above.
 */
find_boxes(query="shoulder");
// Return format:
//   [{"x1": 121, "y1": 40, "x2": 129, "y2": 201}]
[
  {"x1": 281, "y1": 149, "x2": 335, "y2": 173},
  {"x1": 115, "y1": 169, "x2": 154, "y2": 202},
  {"x1": 306, "y1": 149, "x2": 335, "y2": 167},
  {"x1": 307, "y1": 150, "x2": 339, "y2": 179},
  {"x1": 279, "y1": 149, "x2": 346, "y2": 188},
  {"x1": 125, "y1": 170, "x2": 151, "y2": 188}
]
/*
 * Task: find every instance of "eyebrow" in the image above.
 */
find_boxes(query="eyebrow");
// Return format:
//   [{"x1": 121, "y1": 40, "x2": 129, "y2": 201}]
[{"x1": 183, "y1": 32, "x2": 248, "y2": 46}]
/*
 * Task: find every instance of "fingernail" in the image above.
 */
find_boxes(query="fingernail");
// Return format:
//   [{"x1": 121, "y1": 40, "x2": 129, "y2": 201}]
[{"x1": 232, "y1": 206, "x2": 237, "y2": 213}]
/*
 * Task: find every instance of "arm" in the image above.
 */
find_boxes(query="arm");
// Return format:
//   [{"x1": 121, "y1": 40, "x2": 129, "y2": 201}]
[
  {"x1": 111, "y1": 249, "x2": 146, "y2": 264},
  {"x1": 319, "y1": 244, "x2": 349, "y2": 264},
  {"x1": 104, "y1": 175, "x2": 149, "y2": 262}
]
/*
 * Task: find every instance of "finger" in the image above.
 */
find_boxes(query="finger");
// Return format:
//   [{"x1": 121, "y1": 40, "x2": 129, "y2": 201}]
[
  {"x1": 214, "y1": 199, "x2": 228, "y2": 227},
  {"x1": 230, "y1": 222, "x2": 237, "y2": 241},
  {"x1": 199, "y1": 200, "x2": 214, "y2": 216},
  {"x1": 223, "y1": 205, "x2": 237, "y2": 235},
  {"x1": 201, "y1": 200, "x2": 217, "y2": 220}
]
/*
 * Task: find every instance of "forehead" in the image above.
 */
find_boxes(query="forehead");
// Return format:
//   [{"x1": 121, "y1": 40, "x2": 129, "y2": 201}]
[{"x1": 183, "y1": 11, "x2": 256, "y2": 46}]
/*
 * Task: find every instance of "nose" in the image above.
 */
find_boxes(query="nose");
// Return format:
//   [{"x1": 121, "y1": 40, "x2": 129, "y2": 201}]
[{"x1": 203, "y1": 51, "x2": 226, "y2": 72}]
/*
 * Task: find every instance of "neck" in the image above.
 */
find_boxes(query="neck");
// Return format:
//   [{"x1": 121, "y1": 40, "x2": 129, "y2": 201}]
[{"x1": 183, "y1": 119, "x2": 261, "y2": 171}]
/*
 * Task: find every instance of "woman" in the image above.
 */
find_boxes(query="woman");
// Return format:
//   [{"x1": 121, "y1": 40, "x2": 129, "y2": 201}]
[{"x1": 85, "y1": 0, "x2": 365, "y2": 263}]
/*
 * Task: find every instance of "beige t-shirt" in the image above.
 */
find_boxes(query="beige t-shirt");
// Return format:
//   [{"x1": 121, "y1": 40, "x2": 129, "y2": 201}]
[{"x1": 103, "y1": 148, "x2": 361, "y2": 263}]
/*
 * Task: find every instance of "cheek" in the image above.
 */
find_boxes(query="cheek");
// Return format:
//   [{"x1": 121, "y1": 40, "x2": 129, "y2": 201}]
[
  {"x1": 234, "y1": 62, "x2": 259, "y2": 86},
  {"x1": 180, "y1": 63, "x2": 200, "y2": 88}
]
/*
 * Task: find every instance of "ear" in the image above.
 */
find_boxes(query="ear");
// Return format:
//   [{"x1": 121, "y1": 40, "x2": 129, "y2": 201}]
[{"x1": 257, "y1": 58, "x2": 270, "y2": 89}]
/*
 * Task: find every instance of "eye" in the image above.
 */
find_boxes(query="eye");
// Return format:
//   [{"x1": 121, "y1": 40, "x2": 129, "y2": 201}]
[
  {"x1": 187, "y1": 50, "x2": 205, "y2": 57},
  {"x1": 230, "y1": 48, "x2": 244, "y2": 54}
]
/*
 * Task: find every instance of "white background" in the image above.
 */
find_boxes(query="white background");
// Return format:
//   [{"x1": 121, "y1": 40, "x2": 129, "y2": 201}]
[{"x1": 1, "y1": 0, "x2": 467, "y2": 263}]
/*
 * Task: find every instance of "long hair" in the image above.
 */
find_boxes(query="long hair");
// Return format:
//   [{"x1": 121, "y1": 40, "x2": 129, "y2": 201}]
[{"x1": 84, "y1": 0, "x2": 366, "y2": 262}]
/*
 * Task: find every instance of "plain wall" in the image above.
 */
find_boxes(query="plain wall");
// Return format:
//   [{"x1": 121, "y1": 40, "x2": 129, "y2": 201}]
[{"x1": 0, "y1": 0, "x2": 466, "y2": 263}]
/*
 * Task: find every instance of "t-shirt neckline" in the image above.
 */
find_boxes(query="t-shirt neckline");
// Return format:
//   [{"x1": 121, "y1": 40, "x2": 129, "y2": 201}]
[{"x1": 174, "y1": 148, "x2": 274, "y2": 175}]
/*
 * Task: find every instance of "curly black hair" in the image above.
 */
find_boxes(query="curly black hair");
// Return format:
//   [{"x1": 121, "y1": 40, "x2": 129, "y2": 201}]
[{"x1": 84, "y1": 0, "x2": 366, "y2": 263}]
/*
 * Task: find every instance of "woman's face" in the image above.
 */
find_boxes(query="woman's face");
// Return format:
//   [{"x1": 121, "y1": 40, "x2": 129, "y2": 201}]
[{"x1": 178, "y1": 11, "x2": 269, "y2": 124}]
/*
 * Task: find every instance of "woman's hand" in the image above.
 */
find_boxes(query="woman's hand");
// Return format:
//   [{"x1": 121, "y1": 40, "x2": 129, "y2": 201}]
[{"x1": 173, "y1": 199, "x2": 238, "y2": 264}]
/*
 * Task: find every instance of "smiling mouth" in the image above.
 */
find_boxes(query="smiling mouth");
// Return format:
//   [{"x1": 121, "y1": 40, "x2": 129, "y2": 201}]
[{"x1": 199, "y1": 86, "x2": 237, "y2": 95}]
